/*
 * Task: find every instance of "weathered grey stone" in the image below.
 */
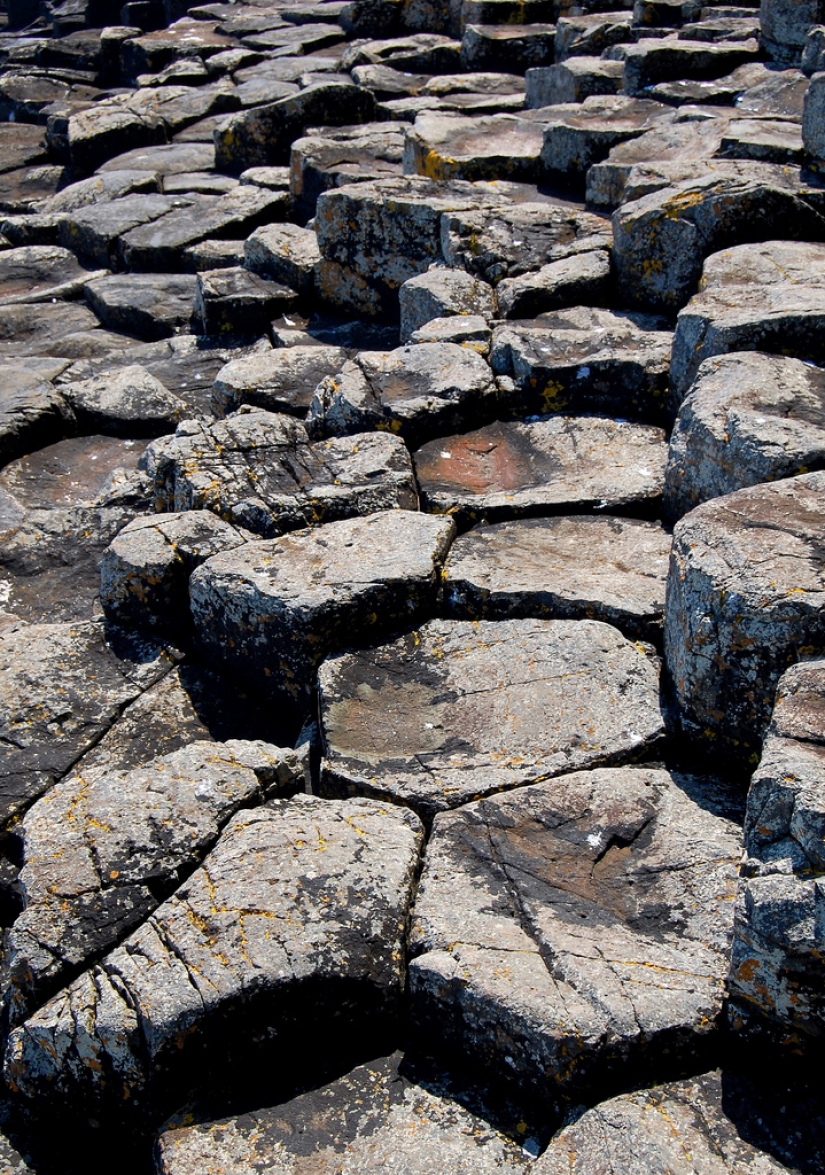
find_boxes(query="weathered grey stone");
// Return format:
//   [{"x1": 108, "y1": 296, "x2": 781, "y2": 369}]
[
  {"x1": 460, "y1": 23, "x2": 556, "y2": 72},
  {"x1": 288, "y1": 122, "x2": 406, "y2": 221},
  {"x1": 98, "y1": 141, "x2": 215, "y2": 176},
  {"x1": 308, "y1": 341, "x2": 497, "y2": 448},
  {"x1": 319, "y1": 619, "x2": 665, "y2": 820},
  {"x1": 762, "y1": 0, "x2": 825, "y2": 64},
  {"x1": 399, "y1": 267, "x2": 495, "y2": 342},
  {"x1": 612, "y1": 172, "x2": 825, "y2": 312},
  {"x1": 403, "y1": 110, "x2": 548, "y2": 183},
  {"x1": 440, "y1": 201, "x2": 613, "y2": 285},
  {"x1": 4, "y1": 738, "x2": 304, "y2": 1026},
  {"x1": 442, "y1": 515, "x2": 670, "y2": 640},
  {"x1": 0, "y1": 245, "x2": 104, "y2": 306},
  {"x1": 100, "y1": 510, "x2": 249, "y2": 633},
  {"x1": 491, "y1": 306, "x2": 671, "y2": 423},
  {"x1": 85, "y1": 272, "x2": 196, "y2": 340},
  {"x1": 146, "y1": 409, "x2": 417, "y2": 537},
  {"x1": 415, "y1": 415, "x2": 666, "y2": 526},
  {"x1": 214, "y1": 82, "x2": 377, "y2": 173},
  {"x1": 408, "y1": 313, "x2": 492, "y2": 354},
  {"x1": 733, "y1": 66, "x2": 808, "y2": 119},
  {"x1": 665, "y1": 471, "x2": 825, "y2": 758},
  {"x1": 5, "y1": 796, "x2": 423, "y2": 1116},
  {"x1": 58, "y1": 364, "x2": 186, "y2": 438},
  {"x1": 351, "y1": 62, "x2": 431, "y2": 100},
  {"x1": 495, "y1": 251, "x2": 612, "y2": 318},
  {"x1": 156, "y1": 1051, "x2": 534, "y2": 1175},
  {"x1": 0, "y1": 367, "x2": 74, "y2": 470},
  {"x1": 314, "y1": 176, "x2": 502, "y2": 317},
  {"x1": 540, "y1": 96, "x2": 675, "y2": 184},
  {"x1": 622, "y1": 35, "x2": 760, "y2": 95},
  {"x1": 803, "y1": 70, "x2": 825, "y2": 167},
  {"x1": 56, "y1": 192, "x2": 188, "y2": 269},
  {"x1": 534, "y1": 1070, "x2": 807, "y2": 1174},
  {"x1": 409, "y1": 767, "x2": 740, "y2": 1097},
  {"x1": 342, "y1": 32, "x2": 461, "y2": 73},
  {"x1": 719, "y1": 117, "x2": 803, "y2": 164},
  {"x1": 729, "y1": 657, "x2": 825, "y2": 1042},
  {"x1": 182, "y1": 238, "x2": 246, "y2": 273},
  {"x1": 40, "y1": 170, "x2": 161, "y2": 215},
  {"x1": 119, "y1": 185, "x2": 287, "y2": 272},
  {"x1": 665, "y1": 351, "x2": 825, "y2": 521},
  {"x1": 243, "y1": 223, "x2": 320, "y2": 295},
  {"x1": 193, "y1": 266, "x2": 299, "y2": 335},
  {"x1": 212, "y1": 345, "x2": 348, "y2": 418},
  {"x1": 0, "y1": 433, "x2": 151, "y2": 626},
  {"x1": 669, "y1": 240, "x2": 825, "y2": 407},
  {"x1": 553, "y1": 12, "x2": 634, "y2": 61},
  {"x1": 190, "y1": 510, "x2": 454, "y2": 708},
  {"x1": 525, "y1": 57, "x2": 623, "y2": 106},
  {"x1": 0, "y1": 619, "x2": 176, "y2": 827}
]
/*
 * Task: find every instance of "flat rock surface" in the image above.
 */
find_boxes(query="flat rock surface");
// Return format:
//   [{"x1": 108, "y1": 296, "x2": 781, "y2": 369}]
[
  {"x1": 319, "y1": 618, "x2": 665, "y2": 820},
  {"x1": 212, "y1": 345, "x2": 348, "y2": 417},
  {"x1": 190, "y1": 510, "x2": 455, "y2": 707},
  {"x1": 409, "y1": 767, "x2": 741, "y2": 1096},
  {"x1": 146, "y1": 409, "x2": 417, "y2": 537},
  {"x1": 414, "y1": 416, "x2": 667, "y2": 527},
  {"x1": 6, "y1": 796, "x2": 424, "y2": 1116},
  {"x1": 441, "y1": 515, "x2": 671, "y2": 640},
  {"x1": 665, "y1": 471, "x2": 825, "y2": 758},
  {"x1": 665, "y1": 350, "x2": 825, "y2": 520},
  {"x1": 156, "y1": 1051, "x2": 534, "y2": 1175}
]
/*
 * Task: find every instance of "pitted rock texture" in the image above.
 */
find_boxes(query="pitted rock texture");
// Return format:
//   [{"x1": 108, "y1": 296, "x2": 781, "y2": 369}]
[
  {"x1": 408, "y1": 767, "x2": 741, "y2": 1099},
  {"x1": 156, "y1": 1051, "x2": 534, "y2": 1175},
  {"x1": 5, "y1": 795, "x2": 424, "y2": 1117},
  {"x1": 190, "y1": 510, "x2": 455, "y2": 708},
  {"x1": 665, "y1": 471, "x2": 825, "y2": 759},
  {"x1": 441, "y1": 515, "x2": 671, "y2": 640},
  {"x1": 319, "y1": 618, "x2": 665, "y2": 820},
  {"x1": 414, "y1": 416, "x2": 667, "y2": 527},
  {"x1": 729, "y1": 658, "x2": 825, "y2": 1041},
  {"x1": 4, "y1": 739, "x2": 304, "y2": 1027},
  {"x1": 308, "y1": 340, "x2": 498, "y2": 448},
  {"x1": 665, "y1": 351, "x2": 825, "y2": 521},
  {"x1": 145, "y1": 409, "x2": 418, "y2": 537}
]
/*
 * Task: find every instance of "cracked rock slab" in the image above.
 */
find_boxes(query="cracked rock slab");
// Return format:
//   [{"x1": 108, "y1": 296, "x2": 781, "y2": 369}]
[
  {"x1": 212, "y1": 345, "x2": 348, "y2": 418},
  {"x1": 540, "y1": 95, "x2": 675, "y2": 184},
  {"x1": 399, "y1": 268, "x2": 495, "y2": 343},
  {"x1": 85, "y1": 273, "x2": 196, "y2": 341},
  {"x1": 58, "y1": 364, "x2": 187, "y2": 439},
  {"x1": 440, "y1": 202, "x2": 613, "y2": 286},
  {"x1": 729, "y1": 658, "x2": 825, "y2": 1041},
  {"x1": 0, "y1": 619, "x2": 177, "y2": 828},
  {"x1": 534, "y1": 1069, "x2": 806, "y2": 1174},
  {"x1": 308, "y1": 342, "x2": 498, "y2": 449},
  {"x1": 665, "y1": 351, "x2": 825, "y2": 521},
  {"x1": 0, "y1": 246, "x2": 104, "y2": 306},
  {"x1": 669, "y1": 239, "x2": 825, "y2": 409},
  {"x1": 403, "y1": 110, "x2": 547, "y2": 183},
  {"x1": 664, "y1": 471, "x2": 825, "y2": 759},
  {"x1": 145, "y1": 409, "x2": 417, "y2": 537},
  {"x1": 4, "y1": 739, "x2": 305, "y2": 1027},
  {"x1": 491, "y1": 306, "x2": 671, "y2": 422},
  {"x1": 319, "y1": 618, "x2": 665, "y2": 821},
  {"x1": 441, "y1": 515, "x2": 671, "y2": 640},
  {"x1": 190, "y1": 509, "x2": 454, "y2": 709},
  {"x1": 156, "y1": 1051, "x2": 534, "y2": 1175},
  {"x1": 408, "y1": 766, "x2": 740, "y2": 1098},
  {"x1": 414, "y1": 415, "x2": 666, "y2": 527},
  {"x1": 5, "y1": 795, "x2": 424, "y2": 1117}
]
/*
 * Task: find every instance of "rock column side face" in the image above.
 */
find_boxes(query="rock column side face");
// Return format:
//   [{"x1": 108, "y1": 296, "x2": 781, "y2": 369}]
[
  {"x1": 5, "y1": 796, "x2": 424, "y2": 1119},
  {"x1": 318, "y1": 617, "x2": 665, "y2": 821},
  {"x1": 408, "y1": 767, "x2": 741, "y2": 1102},
  {"x1": 729, "y1": 658, "x2": 825, "y2": 1043},
  {"x1": 4, "y1": 739, "x2": 305, "y2": 1027},
  {"x1": 664, "y1": 472, "x2": 825, "y2": 762},
  {"x1": 189, "y1": 510, "x2": 455, "y2": 710}
]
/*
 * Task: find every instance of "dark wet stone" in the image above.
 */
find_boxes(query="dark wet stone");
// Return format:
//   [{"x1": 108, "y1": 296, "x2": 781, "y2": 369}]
[
  {"x1": 319, "y1": 618, "x2": 665, "y2": 820},
  {"x1": 0, "y1": 366, "x2": 74, "y2": 470},
  {"x1": 193, "y1": 266, "x2": 299, "y2": 334},
  {"x1": 460, "y1": 23, "x2": 556, "y2": 72}
]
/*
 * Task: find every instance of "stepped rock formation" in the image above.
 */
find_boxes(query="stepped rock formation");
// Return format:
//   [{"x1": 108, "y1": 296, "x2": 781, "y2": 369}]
[{"x1": 0, "y1": 0, "x2": 825, "y2": 1170}]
